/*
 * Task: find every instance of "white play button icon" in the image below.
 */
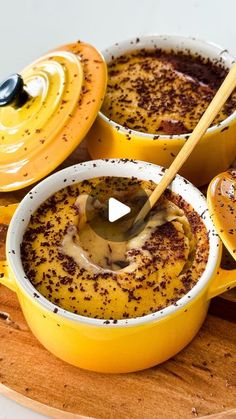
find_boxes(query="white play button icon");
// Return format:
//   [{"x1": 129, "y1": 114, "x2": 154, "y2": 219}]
[{"x1": 108, "y1": 198, "x2": 131, "y2": 222}]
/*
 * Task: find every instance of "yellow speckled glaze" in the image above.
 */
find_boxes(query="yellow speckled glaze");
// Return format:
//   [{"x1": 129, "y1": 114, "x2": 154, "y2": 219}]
[
  {"x1": 86, "y1": 35, "x2": 236, "y2": 186},
  {"x1": 0, "y1": 160, "x2": 236, "y2": 373}
]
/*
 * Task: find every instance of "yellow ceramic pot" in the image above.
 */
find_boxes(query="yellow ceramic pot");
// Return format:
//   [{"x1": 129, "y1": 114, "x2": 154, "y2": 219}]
[
  {"x1": 86, "y1": 35, "x2": 236, "y2": 186},
  {"x1": 0, "y1": 159, "x2": 235, "y2": 373}
]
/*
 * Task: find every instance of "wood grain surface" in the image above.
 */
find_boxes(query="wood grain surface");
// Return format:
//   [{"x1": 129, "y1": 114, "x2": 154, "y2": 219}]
[{"x1": 0, "y1": 141, "x2": 235, "y2": 419}]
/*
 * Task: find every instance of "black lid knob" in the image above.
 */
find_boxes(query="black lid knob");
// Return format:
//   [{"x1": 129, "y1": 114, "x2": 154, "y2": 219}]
[{"x1": 0, "y1": 74, "x2": 29, "y2": 108}]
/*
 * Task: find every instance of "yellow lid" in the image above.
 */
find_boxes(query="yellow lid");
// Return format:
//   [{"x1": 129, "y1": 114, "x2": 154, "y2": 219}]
[
  {"x1": 0, "y1": 42, "x2": 107, "y2": 191},
  {"x1": 207, "y1": 169, "x2": 236, "y2": 260}
]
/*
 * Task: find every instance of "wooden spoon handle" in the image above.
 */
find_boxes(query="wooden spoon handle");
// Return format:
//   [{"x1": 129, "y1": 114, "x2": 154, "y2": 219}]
[{"x1": 135, "y1": 61, "x2": 236, "y2": 223}]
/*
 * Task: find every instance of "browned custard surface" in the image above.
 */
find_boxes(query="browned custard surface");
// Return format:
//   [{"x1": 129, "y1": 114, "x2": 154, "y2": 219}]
[
  {"x1": 102, "y1": 49, "x2": 236, "y2": 135},
  {"x1": 21, "y1": 177, "x2": 209, "y2": 320}
]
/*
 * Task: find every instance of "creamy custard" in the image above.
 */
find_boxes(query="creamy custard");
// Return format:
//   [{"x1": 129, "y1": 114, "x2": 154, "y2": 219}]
[
  {"x1": 21, "y1": 177, "x2": 209, "y2": 320},
  {"x1": 102, "y1": 49, "x2": 236, "y2": 135}
]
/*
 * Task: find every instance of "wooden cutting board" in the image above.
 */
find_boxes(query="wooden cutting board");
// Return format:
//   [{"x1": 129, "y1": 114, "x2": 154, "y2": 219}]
[{"x1": 0, "y1": 141, "x2": 235, "y2": 419}]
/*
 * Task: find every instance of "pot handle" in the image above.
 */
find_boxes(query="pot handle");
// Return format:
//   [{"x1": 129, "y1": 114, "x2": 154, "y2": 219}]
[
  {"x1": 0, "y1": 203, "x2": 19, "y2": 292},
  {"x1": 207, "y1": 267, "x2": 236, "y2": 300},
  {"x1": 0, "y1": 261, "x2": 16, "y2": 292}
]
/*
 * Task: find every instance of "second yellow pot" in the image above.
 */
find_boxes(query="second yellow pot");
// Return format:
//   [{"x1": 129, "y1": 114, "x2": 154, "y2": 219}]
[{"x1": 87, "y1": 35, "x2": 236, "y2": 186}]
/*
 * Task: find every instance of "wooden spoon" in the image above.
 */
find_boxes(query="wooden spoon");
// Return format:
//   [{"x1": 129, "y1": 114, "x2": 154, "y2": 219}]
[{"x1": 134, "y1": 61, "x2": 236, "y2": 225}]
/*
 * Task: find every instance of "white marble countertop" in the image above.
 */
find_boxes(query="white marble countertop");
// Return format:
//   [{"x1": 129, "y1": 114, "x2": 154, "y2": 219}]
[{"x1": 1, "y1": 0, "x2": 236, "y2": 417}]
